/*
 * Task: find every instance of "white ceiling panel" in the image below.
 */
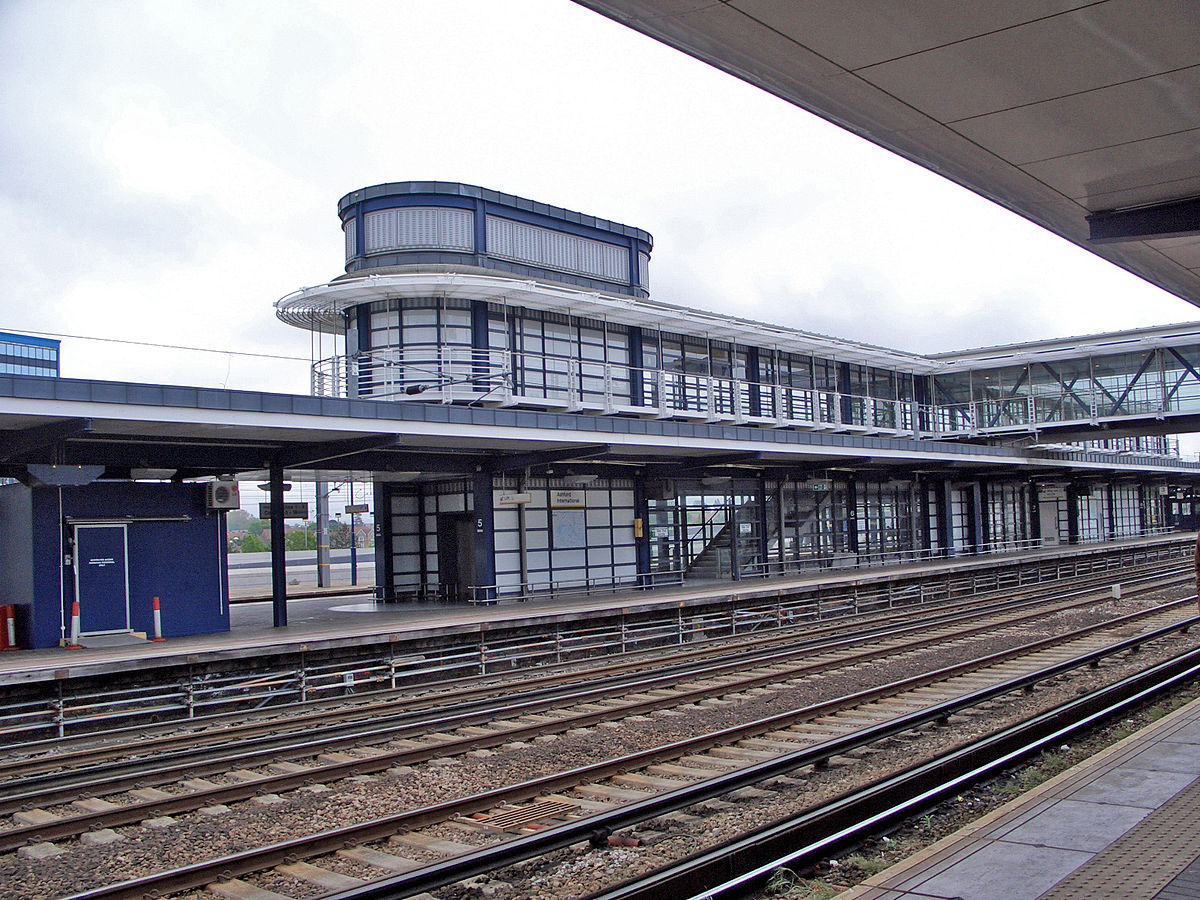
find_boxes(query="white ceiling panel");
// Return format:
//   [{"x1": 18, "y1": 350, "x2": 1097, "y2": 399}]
[
  {"x1": 859, "y1": 1, "x2": 1200, "y2": 123},
  {"x1": 1080, "y1": 175, "x2": 1200, "y2": 214},
  {"x1": 1022, "y1": 129, "x2": 1200, "y2": 208},
  {"x1": 577, "y1": 0, "x2": 1200, "y2": 306},
  {"x1": 1151, "y1": 236, "x2": 1200, "y2": 269},
  {"x1": 731, "y1": 0, "x2": 1085, "y2": 70},
  {"x1": 955, "y1": 68, "x2": 1200, "y2": 163}
]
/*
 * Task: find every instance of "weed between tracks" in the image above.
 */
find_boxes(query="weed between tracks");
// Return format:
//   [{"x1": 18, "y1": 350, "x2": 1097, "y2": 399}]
[{"x1": 760, "y1": 682, "x2": 1200, "y2": 898}]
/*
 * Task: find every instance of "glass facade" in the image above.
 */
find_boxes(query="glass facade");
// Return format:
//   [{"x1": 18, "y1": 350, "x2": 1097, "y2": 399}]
[
  {"x1": 373, "y1": 467, "x2": 1170, "y2": 600},
  {"x1": 339, "y1": 298, "x2": 928, "y2": 432},
  {"x1": 294, "y1": 185, "x2": 1197, "y2": 604},
  {"x1": 0, "y1": 333, "x2": 59, "y2": 377},
  {"x1": 931, "y1": 347, "x2": 1200, "y2": 446}
]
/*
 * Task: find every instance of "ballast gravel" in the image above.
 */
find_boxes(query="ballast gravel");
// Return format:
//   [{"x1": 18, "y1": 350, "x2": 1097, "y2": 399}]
[{"x1": 0, "y1": 587, "x2": 1190, "y2": 900}]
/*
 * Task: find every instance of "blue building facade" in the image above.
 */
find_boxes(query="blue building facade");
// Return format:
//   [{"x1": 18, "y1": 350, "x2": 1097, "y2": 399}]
[
  {"x1": 0, "y1": 482, "x2": 229, "y2": 649},
  {"x1": 0, "y1": 332, "x2": 60, "y2": 378}
]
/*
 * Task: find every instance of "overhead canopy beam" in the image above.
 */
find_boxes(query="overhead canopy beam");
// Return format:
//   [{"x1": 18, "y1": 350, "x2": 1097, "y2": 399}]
[
  {"x1": 643, "y1": 451, "x2": 763, "y2": 478},
  {"x1": 483, "y1": 444, "x2": 611, "y2": 474},
  {"x1": 59, "y1": 442, "x2": 273, "y2": 471},
  {"x1": 0, "y1": 418, "x2": 91, "y2": 462},
  {"x1": 276, "y1": 434, "x2": 403, "y2": 469},
  {"x1": 1088, "y1": 195, "x2": 1200, "y2": 244}
]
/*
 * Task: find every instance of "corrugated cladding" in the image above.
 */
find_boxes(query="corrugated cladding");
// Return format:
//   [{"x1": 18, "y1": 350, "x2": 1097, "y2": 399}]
[{"x1": 486, "y1": 215, "x2": 627, "y2": 283}]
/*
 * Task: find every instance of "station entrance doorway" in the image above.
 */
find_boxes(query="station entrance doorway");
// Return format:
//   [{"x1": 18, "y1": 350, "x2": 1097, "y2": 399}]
[
  {"x1": 73, "y1": 523, "x2": 132, "y2": 634},
  {"x1": 437, "y1": 512, "x2": 476, "y2": 602}
]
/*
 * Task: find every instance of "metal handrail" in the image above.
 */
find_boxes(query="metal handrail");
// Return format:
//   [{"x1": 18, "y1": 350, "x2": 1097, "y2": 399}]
[{"x1": 310, "y1": 348, "x2": 1199, "y2": 449}]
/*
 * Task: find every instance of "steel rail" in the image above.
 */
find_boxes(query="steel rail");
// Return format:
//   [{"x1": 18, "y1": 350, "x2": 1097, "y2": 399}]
[
  {"x1": 587, "y1": 653, "x2": 1200, "y2": 900},
  {"x1": 2, "y1": 577, "x2": 1187, "y2": 821},
  {"x1": 2, "y1": 589, "x2": 1191, "y2": 850},
  {"x1": 51, "y1": 613, "x2": 1200, "y2": 900},
  {"x1": 11, "y1": 560, "x2": 1185, "y2": 785},
  {"x1": 5, "y1": 553, "x2": 1186, "y2": 755}
]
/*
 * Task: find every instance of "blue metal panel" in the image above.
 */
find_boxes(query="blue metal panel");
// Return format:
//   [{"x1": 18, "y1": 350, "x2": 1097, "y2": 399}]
[
  {"x1": 74, "y1": 524, "x2": 129, "y2": 633},
  {"x1": 19, "y1": 483, "x2": 231, "y2": 648},
  {"x1": 354, "y1": 194, "x2": 476, "y2": 214},
  {"x1": 373, "y1": 481, "x2": 395, "y2": 601},
  {"x1": 472, "y1": 470, "x2": 496, "y2": 602},
  {"x1": 0, "y1": 332, "x2": 59, "y2": 350},
  {"x1": 475, "y1": 202, "x2": 488, "y2": 256}
]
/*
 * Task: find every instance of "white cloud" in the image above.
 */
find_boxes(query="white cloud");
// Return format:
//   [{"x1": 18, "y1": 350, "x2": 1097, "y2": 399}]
[{"x1": 0, "y1": 0, "x2": 1196, "y2": 402}]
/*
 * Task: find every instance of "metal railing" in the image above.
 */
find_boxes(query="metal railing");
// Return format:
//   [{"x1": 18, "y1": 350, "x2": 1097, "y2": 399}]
[
  {"x1": 469, "y1": 527, "x2": 1176, "y2": 599},
  {"x1": 310, "y1": 348, "x2": 1200, "y2": 445},
  {"x1": 1, "y1": 536, "x2": 1190, "y2": 741}
]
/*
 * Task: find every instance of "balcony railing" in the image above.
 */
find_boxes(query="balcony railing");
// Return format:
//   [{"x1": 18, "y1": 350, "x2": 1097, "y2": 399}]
[{"x1": 309, "y1": 349, "x2": 1193, "y2": 444}]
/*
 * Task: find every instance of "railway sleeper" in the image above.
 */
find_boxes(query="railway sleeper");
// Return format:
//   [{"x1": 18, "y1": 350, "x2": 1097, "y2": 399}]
[
  {"x1": 647, "y1": 762, "x2": 717, "y2": 779},
  {"x1": 275, "y1": 860, "x2": 364, "y2": 891},
  {"x1": 6, "y1": 604, "x2": 1189, "y2": 874}
]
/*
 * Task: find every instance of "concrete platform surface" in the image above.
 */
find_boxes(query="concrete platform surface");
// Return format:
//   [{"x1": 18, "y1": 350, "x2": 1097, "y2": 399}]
[
  {"x1": 0, "y1": 532, "x2": 1190, "y2": 685},
  {"x1": 838, "y1": 694, "x2": 1200, "y2": 900}
]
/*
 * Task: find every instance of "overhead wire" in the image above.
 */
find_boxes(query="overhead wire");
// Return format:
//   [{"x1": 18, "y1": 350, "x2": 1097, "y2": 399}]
[{"x1": 0, "y1": 327, "x2": 309, "y2": 362}]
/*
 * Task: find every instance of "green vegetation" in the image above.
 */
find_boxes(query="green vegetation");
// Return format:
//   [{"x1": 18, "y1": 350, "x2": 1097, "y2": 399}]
[
  {"x1": 765, "y1": 869, "x2": 840, "y2": 899},
  {"x1": 285, "y1": 527, "x2": 316, "y2": 551},
  {"x1": 237, "y1": 533, "x2": 268, "y2": 553},
  {"x1": 842, "y1": 853, "x2": 891, "y2": 877}
]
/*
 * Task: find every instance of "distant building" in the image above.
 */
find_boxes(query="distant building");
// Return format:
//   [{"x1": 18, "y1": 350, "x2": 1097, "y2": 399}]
[{"x1": 0, "y1": 332, "x2": 59, "y2": 378}]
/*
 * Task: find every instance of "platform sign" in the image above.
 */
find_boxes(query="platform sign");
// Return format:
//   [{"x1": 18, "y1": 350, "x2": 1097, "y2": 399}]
[
  {"x1": 258, "y1": 502, "x2": 310, "y2": 519},
  {"x1": 550, "y1": 489, "x2": 585, "y2": 508},
  {"x1": 498, "y1": 492, "x2": 532, "y2": 505},
  {"x1": 344, "y1": 504, "x2": 370, "y2": 514}
]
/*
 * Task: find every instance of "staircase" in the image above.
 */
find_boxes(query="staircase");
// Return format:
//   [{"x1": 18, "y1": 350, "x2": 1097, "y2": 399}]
[{"x1": 684, "y1": 523, "x2": 733, "y2": 580}]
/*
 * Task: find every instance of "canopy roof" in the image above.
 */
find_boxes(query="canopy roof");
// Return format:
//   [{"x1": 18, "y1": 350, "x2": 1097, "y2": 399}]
[{"x1": 577, "y1": 1, "x2": 1200, "y2": 304}]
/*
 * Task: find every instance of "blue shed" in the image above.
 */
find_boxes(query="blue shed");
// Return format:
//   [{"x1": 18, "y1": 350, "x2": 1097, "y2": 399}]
[{"x1": 0, "y1": 481, "x2": 229, "y2": 649}]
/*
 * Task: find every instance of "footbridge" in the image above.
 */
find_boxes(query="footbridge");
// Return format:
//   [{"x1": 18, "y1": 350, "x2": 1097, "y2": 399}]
[{"x1": 932, "y1": 321, "x2": 1200, "y2": 443}]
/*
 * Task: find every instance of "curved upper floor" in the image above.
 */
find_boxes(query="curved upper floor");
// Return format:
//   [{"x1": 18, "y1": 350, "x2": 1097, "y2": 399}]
[
  {"x1": 337, "y1": 181, "x2": 653, "y2": 298},
  {"x1": 276, "y1": 183, "x2": 1200, "y2": 449}
]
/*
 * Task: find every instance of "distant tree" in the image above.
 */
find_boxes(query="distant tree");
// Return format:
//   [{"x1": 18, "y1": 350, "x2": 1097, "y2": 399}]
[
  {"x1": 226, "y1": 509, "x2": 252, "y2": 531},
  {"x1": 285, "y1": 528, "x2": 314, "y2": 551},
  {"x1": 246, "y1": 518, "x2": 267, "y2": 537},
  {"x1": 329, "y1": 519, "x2": 351, "y2": 549},
  {"x1": 240, "y1": 533, "x2": 269, "y2": 553}
]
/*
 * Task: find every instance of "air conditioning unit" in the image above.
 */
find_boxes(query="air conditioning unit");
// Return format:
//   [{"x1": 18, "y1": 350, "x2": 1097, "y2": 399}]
[{"x1": 206, "y1": 476, "x2": 241, "y2": 510}]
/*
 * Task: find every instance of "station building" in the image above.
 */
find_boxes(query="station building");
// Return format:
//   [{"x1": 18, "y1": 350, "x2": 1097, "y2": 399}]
[
  {"x1": 0, "y1": 333, "x2": 229, "y2": 649},
  {"x1": 272, "y1": 182, "x2": 1200, "y2": 604},
  {"x1": 3, "y1": 182, "x2": 1200, "y2": 647},
  {"x1": 0, "y1": 332, "x2": 59, "y2": 378}
]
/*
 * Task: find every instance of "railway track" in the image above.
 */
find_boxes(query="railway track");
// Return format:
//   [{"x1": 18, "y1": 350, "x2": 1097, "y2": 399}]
[
  {"x1": 5, "y1": 554, "x2": 1188, "y2": 756},
  {"x1": 41, "y1": 610, "x2": 1200, "y2": 900},
  {"x1": 0, "y1": 570, "x2": 1188, "y2": 843},
  {"x1": 7, "y1": 576, "x2": 1197, "y2": 900},
  {"x1": 5, "y1": 556, "x2": 1189, "y2": 775}
]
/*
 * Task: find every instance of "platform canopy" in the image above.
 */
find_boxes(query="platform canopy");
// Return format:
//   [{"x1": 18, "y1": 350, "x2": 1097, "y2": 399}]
[{"x1": 576, "y1": 1, "x2": 1200, "y2": 305}]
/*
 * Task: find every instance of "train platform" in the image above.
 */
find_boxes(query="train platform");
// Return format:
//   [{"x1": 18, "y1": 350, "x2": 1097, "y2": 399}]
[
  {"x1": 0, "y1": 532, "x2": 1192, "y2": 687},
  {"x1": 839, "y1": 693, "x2": 1200, "y2": 900}
]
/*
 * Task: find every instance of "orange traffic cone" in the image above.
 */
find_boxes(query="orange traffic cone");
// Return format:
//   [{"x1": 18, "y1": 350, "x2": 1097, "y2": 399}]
[
  {"x1": 65, "y1": 601, "x2": 85, "y2": 650},
  {"x1": 150, "y1": 596, "x2": 166, "y2": 642}
]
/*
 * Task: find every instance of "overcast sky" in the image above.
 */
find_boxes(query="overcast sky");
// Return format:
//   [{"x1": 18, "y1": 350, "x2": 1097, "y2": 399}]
[{"x1": 2, "y1": 0, "x2": 1196, "y2": 401}]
